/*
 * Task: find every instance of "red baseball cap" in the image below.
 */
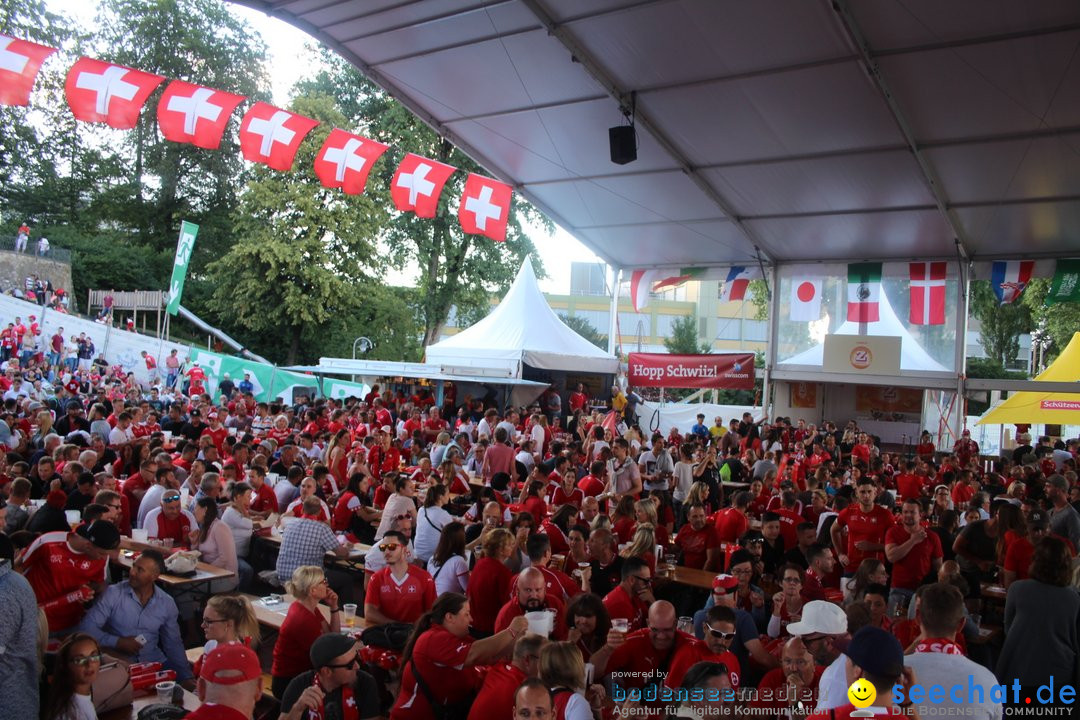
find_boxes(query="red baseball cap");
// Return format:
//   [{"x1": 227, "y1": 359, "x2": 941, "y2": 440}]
[
  {"x1": 200, "y1": 643, "x2": 261, "y2": 685},
  {"x1": 712, "y1": 574, "x2": 739, "y2": 592}
]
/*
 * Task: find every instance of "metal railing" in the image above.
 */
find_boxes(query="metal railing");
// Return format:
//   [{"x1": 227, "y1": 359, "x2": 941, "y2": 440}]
[
  {"x1": 86, "y1": 289, "x2": 165, "y2": 312},
  {"x1": 0, "y1": 235, "x2": 72, "y2": 263}
]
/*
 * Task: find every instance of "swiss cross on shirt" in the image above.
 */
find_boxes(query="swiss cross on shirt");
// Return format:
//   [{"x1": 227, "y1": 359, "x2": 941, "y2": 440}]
[
  {"x1": 0, "y1": 34, "x2": 57, "y2": 107},
  {"x1": 65, "y1": 57, "x2": 164, "y2": 129}
]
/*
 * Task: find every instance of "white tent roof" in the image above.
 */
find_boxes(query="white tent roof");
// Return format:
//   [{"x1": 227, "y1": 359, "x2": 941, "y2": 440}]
[
  {"x1": 780, "y1": 291, "x2": 948, "y2": 372},
  {"x1": 425, "y1": 259, "x2": 619, "y2": 376}
]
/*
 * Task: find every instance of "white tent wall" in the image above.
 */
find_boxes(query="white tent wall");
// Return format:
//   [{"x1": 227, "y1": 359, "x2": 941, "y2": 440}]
[{"x1": 637, "y1": 401, "x2": 758, "y2": 438}]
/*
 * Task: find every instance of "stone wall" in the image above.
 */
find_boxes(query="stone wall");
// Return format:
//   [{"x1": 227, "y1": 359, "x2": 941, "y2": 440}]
[{"x1": 0, "y1": 249, "x2": 75, "y2": 311}]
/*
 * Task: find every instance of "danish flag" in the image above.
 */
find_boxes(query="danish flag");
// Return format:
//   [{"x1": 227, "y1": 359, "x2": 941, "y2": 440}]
[
  {"x1": 313, "y1": 128, "x2": 389, "y2": 195},
  {"x1": 237, "y1": 102, "x2": 319, "y2": 171},
  {"x1": 64, "y1": 57, "x2": 164, "y2": 129},
  {"x1": 390, "y1": 153, "x2": 456, "y2": 218},
  {"x1": 458, "y1": 173, "x2": 512, "y2": 242},
  {"x1": 157, "y1": 80, "x2": 245, "y2": 149},
  {"x1": 909, "y1": 262, "x2": 947, "y2": 325},
  {"x1": 0, "y1": 34, "x2": 57, "y2": 107}
]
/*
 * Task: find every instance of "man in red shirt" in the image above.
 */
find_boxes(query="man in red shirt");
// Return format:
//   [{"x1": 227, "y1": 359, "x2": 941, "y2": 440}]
[
  {"x1": 830, "y1": 477, "x2": 895, "y2": 575},
  {"x1": 665, "y1": 603, "x2": 742, "y2": 689},
  {"x1": 247, "y1": 465, "x2": 278, "y2": 519},
  {"x1": 801, "y1": 544, "x2": 837, "y2": 602},
  {"x1": 894, "y1": 460, "x2": 924, "y2": 501},
  {"x1": 714, "y1": 491, "x2": 752, "y2": 543},
  {"x1": 577, "y1": 460, "x2": 608, "y2": 498},
  {"x1": 596, "y1": 600, "x2": 695, "y2": 692},
  {"x1": 422, "y1": 406, "x2": 448, "y2": 443},
  {"x1": 364, "y1": 530, "x2": 437, "y2": 625},
  {"x1": 467, "y1": 634, "x2": 546, "y2": 720},
  {"x1": 122, "y1": 458, "x2": 158, "y2": 512},
  {"x1": 602, "y1": 557, "x2": 654, "y2": 632},
  {"x1": 19, "y1": 520, "x2": 120, "y2": 632},
  {"x1": 674, "y1": 503, "x2": 722, "y2": 570},
  {"x1": 884, "y1": 499, "x2": 942, "y2": 615},
  {"x1": 753, "y1": 636, "x2": 825, "y2": 716},
  {"x1": 495, "y1": 567, "x2": 567, "y2": 639},
  {"x1": 569, "y1": 383, "x2": 588, "y2": 414}
]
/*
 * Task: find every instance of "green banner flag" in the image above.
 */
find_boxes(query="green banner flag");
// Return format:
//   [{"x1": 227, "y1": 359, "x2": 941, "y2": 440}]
[
  {"x1": 166, "y1": 221, "x2": 198, "y2": 315},
  {"x1": 1045, "y1": 259, "x2": 1080, "y2": 305}
]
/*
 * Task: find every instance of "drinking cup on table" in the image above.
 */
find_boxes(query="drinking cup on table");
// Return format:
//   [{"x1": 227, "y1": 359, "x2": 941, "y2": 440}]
[
  {"x1": 343, "y1": 603, "x2": 358, "y2": 628},
  {"x1": 155, "y1": 681, "x2": 175, "y2": 703},
  {"x1": 132, "y1": 528, "x2": 149, "y2": 543}
]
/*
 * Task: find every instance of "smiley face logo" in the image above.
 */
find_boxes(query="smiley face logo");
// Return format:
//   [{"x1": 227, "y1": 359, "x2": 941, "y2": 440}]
[{"x1": 848, "y1": 678, "x2": 876, "y2": 708}]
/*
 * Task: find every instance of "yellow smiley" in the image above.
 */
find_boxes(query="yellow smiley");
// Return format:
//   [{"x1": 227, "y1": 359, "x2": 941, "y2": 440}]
[{"x1": 848, "y1": 678, "x2": 876, "y2": 708}]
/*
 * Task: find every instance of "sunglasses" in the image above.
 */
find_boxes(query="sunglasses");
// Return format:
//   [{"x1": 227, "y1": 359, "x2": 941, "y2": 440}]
[
  {"x1": 704, "y1": 623, "x2": 735, "y2": 641},
  {"x1": 378, "y1": 542, "x2": 401, "y2": 552},
  {"x1": 163, "y1": 495, "x2": 181, "y2": 503},
  {"x1": 394, "y1": 513, "x2": 412, "y2": 520},
  {"x1": 70, "y1": 653, "x2": 103, "y2": 667},
  {"x1": 324, "y1": 653, "x2": 359, "y2": 670}
]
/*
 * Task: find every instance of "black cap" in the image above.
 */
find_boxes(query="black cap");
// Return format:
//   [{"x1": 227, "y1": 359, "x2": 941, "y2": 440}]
[
  {"x1": 76, "y1": 520, "x2": 121, "y2": 550},
  {"x1": 1028, "y1": 509, "x2": 1049, "y2": 530},
  {"x1": 845, "y1": 626, "x2": 904, "y2": 678},
  {"x1": 309, "y1": 633, "x2": 356, "y2": 668}
]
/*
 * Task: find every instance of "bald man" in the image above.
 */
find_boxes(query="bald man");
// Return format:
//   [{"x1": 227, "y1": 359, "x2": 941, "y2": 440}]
[
  {"x1": 494, "y1": 567, "x2": 567, "y2": 640},
  {"x1": 595, "y1": 600, "x2": 697, "y2": 692},
  {"x1": 514, "y1": 678, "x2": 553, "y2": 720},
  {"x1": 752, "y1": 636, "x2": 824, "y2": 715}
]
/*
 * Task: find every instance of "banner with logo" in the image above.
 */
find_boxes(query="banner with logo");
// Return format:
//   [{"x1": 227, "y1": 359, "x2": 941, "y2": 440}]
[
  {"x1": 166, "y1": 220, "x2": 198, "y2": 315},
  {"x1": 627, "y1": 352, "x2": 755, "y2": 389},
  {"x1": 185, "y1": 348, "x2": 369, "y2": 402}
]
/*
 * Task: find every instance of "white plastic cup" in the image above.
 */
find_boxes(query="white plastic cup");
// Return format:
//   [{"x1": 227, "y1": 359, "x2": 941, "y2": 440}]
[
  {"x1": 611, "y1": 618, "x2": 629, "y2": 633},
  {"x1": 155, "y1": 680, "x2": 175, "y2": 703},
  {"x1": 525, "y1": 610, "x2": 554, "y2": 637},
  {"x1": 131, "y1": 528, "x2": 149, "y2": 543},
  {"x1": 343, "y1": 603, "x2": 358, "y2": 628},
  {"x1": 584, "y1": 662, "x2": 594, "y2": 687},
  {"x1": 65, "y1": 510, "x2": 81, "y2": 527},
  {"x1": 163, "y1": 430, "x2": 172, "y2": 442}
]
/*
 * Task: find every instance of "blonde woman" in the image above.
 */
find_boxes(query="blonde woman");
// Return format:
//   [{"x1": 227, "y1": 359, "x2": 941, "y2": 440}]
[
  {"x1": 620, "y1": 522, "x2": 657, "y2": 573},
  {"x1": 539, "y1": 641, "x2": 605, "y2": 720},
  {"x1": 270, "y1": 565, "x2": 340, "y2": 698},
  {"x1": 32, "y1": 410, "x2": 53, "y2": 449},
  {"x1": 686, "y1": 481, "x2": 711, "y2": 510},
  {"x1": 191, "y1": 594, "x2": 260, "y2": 677},
  {"x1": 633, "y1": 498, "x2": 668, "y2": 545}
]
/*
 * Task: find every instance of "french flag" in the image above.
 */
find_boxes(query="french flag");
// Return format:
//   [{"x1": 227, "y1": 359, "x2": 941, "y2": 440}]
[
  {"x1": 990, "y1": 261, "x2": 1034, "y2": 304},
  {"x1": 720, "y1": 266, "x2": 754, "y2": 302}
]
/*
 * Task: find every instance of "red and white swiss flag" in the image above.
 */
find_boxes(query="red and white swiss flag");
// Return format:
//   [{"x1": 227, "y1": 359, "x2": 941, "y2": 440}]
[
  {"x1": 458, "y1": 173, "x2": 512, "y2": 242},
  {"x1": 157, "y1": 80, "x2": 246, "y2": 149},
  {"x1": 238, "y1": 102, "x2": 319, "y2": 171},
  {"x1": 64, "y1": 57, "x2": 164, "y2": 129},
  {"x1": 313, "y1": 128, "x2": 389, "y2": 195},
  {"x1": 390, "y1": 153, "x2": 456, "y2": 218},
  {"x1": 0, "y1": 35, "x2": 57, "y2": 106},
  {"x1": 909, "y1": 262, "x2": 947, "y2": 326}
]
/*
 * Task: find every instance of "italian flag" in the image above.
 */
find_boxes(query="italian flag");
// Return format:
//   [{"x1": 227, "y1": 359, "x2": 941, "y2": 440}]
[{"x1": 847, "y1": 262, "x2": 881, "y2": 323}]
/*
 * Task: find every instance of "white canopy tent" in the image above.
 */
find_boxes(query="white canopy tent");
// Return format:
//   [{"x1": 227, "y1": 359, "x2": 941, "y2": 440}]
[{"x1": 425, "y1": 258, "x2": 620, "y2": 377}]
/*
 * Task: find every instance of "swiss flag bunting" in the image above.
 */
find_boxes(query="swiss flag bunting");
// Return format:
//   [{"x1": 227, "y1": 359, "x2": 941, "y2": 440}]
[
  {"x1": 909, "y1": 262, "x2": 947, "y2": 325},
  {"x1": 391, "y1": 153, "x2": 456, "y2": 218},
  {"x1": 237, "y1": 102, "x2": 319, "y2": 171},
  {"x1": 157, "y1": 80, "x2": 246, "y2": 149},
  {"x1": 313, "y1": 128, "x2": 389, "y2": 195},
  {"x1": 0, "y1": 34, "x2": 57, "y2": 107},
  {"x1": 65, "y1": 57, "x2": 164, "y2": 129},
  {"x1": 458, "y1": 173, "x2": 512, "y2": 242}
]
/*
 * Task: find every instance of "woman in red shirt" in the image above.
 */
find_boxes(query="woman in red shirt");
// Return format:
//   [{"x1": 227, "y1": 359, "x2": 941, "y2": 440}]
[
  {"x1": 612, "y1": 495, "x2": 636, "y2": 544},
  {"x1": 916, "y1": 431, "x2": 936, "y2": 462},
  {"x1": 392, "y1": 592, "x2": 528, "y2": 720},
  {"x1": 520, "y1": 480, "x2": 548, "y2": 523},
  {"x1": 270, "y1": 565, "x2": 341, "y2": 699},
  {"x1": 466, "y1": 528, "x2": 515, "y2": 635}
]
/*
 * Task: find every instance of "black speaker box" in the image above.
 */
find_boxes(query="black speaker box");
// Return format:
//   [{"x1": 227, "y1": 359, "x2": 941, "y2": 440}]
[{"x1": 609, "y1": 125, "x2": 637, "y2": 165}]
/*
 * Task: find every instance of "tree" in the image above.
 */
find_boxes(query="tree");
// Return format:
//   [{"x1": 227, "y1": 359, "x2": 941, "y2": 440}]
[
  {"x1": 205, "y1": 95, "x2": 387, "y2": 364},
  {"x1": 559, "y1": 313, "x2": 607, "y2": 350},
  {"x1": 294, "y1": 51, "x2": 549, "y2": 346},
  {"x1": 1021, "y1": 277, "x2": 1080, "y2": 364},
  {"x1": 970, "y1": 279, "x2": 1032, "y2": 369},
  {"x1": 664, "y1": 315, "x2": 710, "y2": 354}
]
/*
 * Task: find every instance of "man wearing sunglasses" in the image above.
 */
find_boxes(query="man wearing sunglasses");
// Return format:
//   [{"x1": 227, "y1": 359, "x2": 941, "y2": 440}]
[
  {"x1": 665, "y1": 604, "x2": 742, "y2": 691},
  {"x1": 280, "y1": 633, "x2": 380, "y2": 720},
  {"x1": 693, "y1": 573, "x2": 778, "y2": 685},
  {"x1": 364, "y1": 510, "x2": 415, "y2": 574},
  {"x1": 602, "y1": 556, "x2": 654, "y2": 632},
  {"x1": 365, "y1": 530, "x2": 437, "y2": 626},
  {"x1": 143, "y1": 484, "x2": 196, "y2": 549}
]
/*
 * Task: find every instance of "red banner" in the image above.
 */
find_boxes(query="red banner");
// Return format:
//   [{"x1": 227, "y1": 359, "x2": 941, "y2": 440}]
[{"x1": 628, "y1": 353, "x2": 755, "y2": 389}]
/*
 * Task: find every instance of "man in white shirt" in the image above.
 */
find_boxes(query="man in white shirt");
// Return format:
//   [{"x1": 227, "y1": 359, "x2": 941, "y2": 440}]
[
  {"x1": 496, "y1": 412, "x2": 520, "y2": 445},
  {"x1": 109, "y1": 412, "x2": 135, "y2": 446},
  {"x1": 137, "y1": 467, "x2": 178, "y2": 529},
  {"x1": 786, "y1": 600, "x2": 856, "y2": 712},
  {"x1": 639, "y1": 436, "x2": 675, "y2": 494}
]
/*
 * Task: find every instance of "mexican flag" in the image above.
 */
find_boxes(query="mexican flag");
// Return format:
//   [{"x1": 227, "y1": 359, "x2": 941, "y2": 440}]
[{"x1": 847, "y1": 262, "x2": 881, "y2": 323}]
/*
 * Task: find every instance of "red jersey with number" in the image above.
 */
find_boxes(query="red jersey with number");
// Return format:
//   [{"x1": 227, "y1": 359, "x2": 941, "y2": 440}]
[
  {"x1": 365, "y1": 565, "x2": 437, "y2": 623},
  {"x1": 884, "y1": 524, "x2": 942, "y2": 590},
  {"x1": 21, "y1": 531, "x2": 108, "y2": 631},
  {"x1": 674, "y1": 524, "x2": 719, "y2": 569},
  {"x1": 836, "y1": 504, "x2": 895, "y2": 572}
]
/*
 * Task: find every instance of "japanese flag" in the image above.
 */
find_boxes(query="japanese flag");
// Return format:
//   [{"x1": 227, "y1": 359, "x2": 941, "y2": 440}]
[
  {"x1": 238, "y1": 102, "x2": 319, "y2": 172},
  {"x1": 790, "y1": 276, "x2": 822, "y2": 322},
  {"x1": 0, "y1": 34, "x2": 57, "y2": 107},
  {"x1": 391, "y1": 153, "x2": 456, "y2": 217},
  {"x1": 65, "y1": 57, "x2": 164, "y2": 129},
  {"x1": 458, "y1": 173, "x2": 512, "y2": 242},
  {"x1": 313, "y1": 128, "x2": 389, "y2": 195},
  {"x1": 157, "y1": 81, "x2": 246, "y2": 149}
]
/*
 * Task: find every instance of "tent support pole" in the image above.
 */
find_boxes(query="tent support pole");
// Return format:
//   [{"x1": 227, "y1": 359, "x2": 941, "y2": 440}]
[
  {"x1": 762, "y1": 264, "x2": 780, "y2": 420},
  {"x1": 608, "y1": 266, "x2": 621, "y2": 358},
  {"x1": 954, "y1": 256, "x2": 971, "y2": 436}
]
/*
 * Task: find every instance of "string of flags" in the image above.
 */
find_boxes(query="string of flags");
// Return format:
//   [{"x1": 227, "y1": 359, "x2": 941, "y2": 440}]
[
  {"x1": 0, "y1": 35, "x2": 514, "y2": 242},
  {"x1": 630, "y1": 259, "x2": 1080, "y2": 321}
]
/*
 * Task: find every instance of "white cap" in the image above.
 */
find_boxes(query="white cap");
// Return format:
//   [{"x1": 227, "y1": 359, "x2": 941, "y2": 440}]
[{"x1": 785, "y1": 600, "x2": 847, "y2": 636}]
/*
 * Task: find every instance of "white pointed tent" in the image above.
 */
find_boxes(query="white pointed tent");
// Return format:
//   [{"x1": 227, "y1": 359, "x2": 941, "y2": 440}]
[
  {"x1": 780, "y1": 292, "x2": 948, "y2": 372},
  {"x1": 425, "y1": 259, "x2": 620, "y2": 378}
]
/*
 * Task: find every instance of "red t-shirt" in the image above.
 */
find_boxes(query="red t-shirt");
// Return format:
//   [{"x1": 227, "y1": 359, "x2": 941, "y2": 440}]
[
  {"x1": 777, "y1": 508, "x2": 804, "y2": 549},
  {"x1": 145, "y1": 509, "x2": 194, "y2": 548},
  {"x1": 606, "y1": 629, "x2": 697, "y2": 690},
  {"x1": 467, "y1": 557, "x2": 513, "y2": 634},
  {"x1": 365, "y1": 565, "x2": 437, "y2": 623},
  {"x1": 251, "y1": 483, "x2": 278, "y2": 514},
  {"x1": 332, "y1": 491, "x2": 361, "y2": 533},
  {"x1": 674, "y1": 524, "x2": 719, "y2": 570},
  {"x1": 664, "y1": 641, "x2": 741, "y2": 689},
  {"x1": 551, "y1": 486, "x2": 584, "y2": 509},
  {"x1": 951, "y1": 483, "x2": 975, "y2": 507},
  {"x1": 393, "y1": 625, "x2": 481, "y2": 720},
  {"x1": 21, "y1": 531, "x2": 108, "y2": 631},
  {"x1": 466, "y1": 662, "x2": 526, "y2": 720},
  {"x1": 577, "y1": 475, "x2": 606, "y2": 497},
  {"x1": 271, "y1": 602, "x2": 325, "y2": 678},
  {"x1": 1004, "y1": 536, "x2": 1035, "y2": 580},
  {"x1": 521, "y1": 496, "x2": 548, "y2": 523},
  {"x1": 895, "y1": 473, "x2": 923, "y2": 501},
  {"x1": 201, "y1": 426, "x2": 229, "y2": 452},
  {"x1": 494, "y1": 593, "x2": 567, "y2": 639},
  {"x1": 714, "y1": 507, "x2": 749, "y2": 544},
  {"x1": 754, "y1": 665, "x2": 825, "y2": 712},
  {"x1": 602, "y1": 584, "x2": 648, "y2": 632},
  {"x1": 540, "y1": 520, "x2": 570, "y2": 554},
  {"x1": 835, "y1": 504, "x2": 895, "y2": 572},
  {"x1": 884, "y1": 524, "x2": 942, "y2": 590}
]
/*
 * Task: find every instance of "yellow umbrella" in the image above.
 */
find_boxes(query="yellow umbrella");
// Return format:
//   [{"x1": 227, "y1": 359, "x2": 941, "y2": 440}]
[{"x1": 977, "y1": 332, "x2": 1080, "y2": 425}]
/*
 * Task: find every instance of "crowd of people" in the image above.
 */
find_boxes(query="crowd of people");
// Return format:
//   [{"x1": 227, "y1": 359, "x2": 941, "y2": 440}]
[{"x1": 0, "y1": 359, "x2": 1079, "y2": 720}]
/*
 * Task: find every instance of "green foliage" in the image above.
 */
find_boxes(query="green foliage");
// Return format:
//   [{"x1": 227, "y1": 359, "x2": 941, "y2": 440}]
[
  {"x1": 970, "y1": 279, "x2": 1032, "y2": 368},
  {"x1": 664, "y1": 314, "x2": 710, "y2": 355},
  {"x1": 1021, "y1": 277, "x2": 1080, "y2": 363},
  {"x1": 46, "y1": 225, "x2": 170, "y2": 301},
  {"x1": 965, "y1": 357, "x2": 1027, "y2": 380},
  {"x1": 559, "y1": 313, "x2": 607, "y2": 351},
  {"x1": 747, "y1": 278, "x2": 769, "y2": 322}
]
